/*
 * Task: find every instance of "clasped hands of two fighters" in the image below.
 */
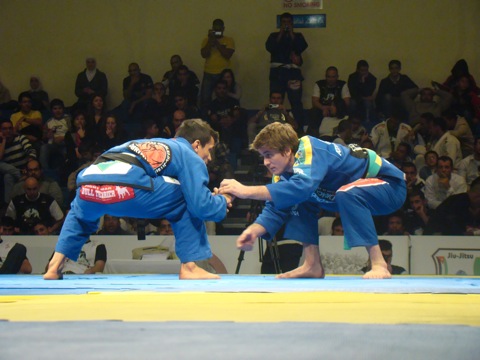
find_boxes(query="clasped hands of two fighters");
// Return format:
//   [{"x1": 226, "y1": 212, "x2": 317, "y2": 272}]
[{"x1": 212, "y1": 179, "x2": 250, "y2": 212}]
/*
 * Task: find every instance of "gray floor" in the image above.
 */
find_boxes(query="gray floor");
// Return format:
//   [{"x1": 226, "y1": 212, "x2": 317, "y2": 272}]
[{"x1": 1, "y1": 322, "x2": 479, "y2": 360}]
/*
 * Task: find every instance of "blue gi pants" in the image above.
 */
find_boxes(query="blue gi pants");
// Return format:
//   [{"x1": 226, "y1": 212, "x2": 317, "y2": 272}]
[{"x1": 55, "y1": 176, "x2": 212, "y2": 263}]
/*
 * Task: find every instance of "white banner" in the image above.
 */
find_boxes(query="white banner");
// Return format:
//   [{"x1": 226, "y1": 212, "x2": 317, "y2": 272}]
[
  {"x1": 411, "y1": 236, "x2": 480, "y2": 275},
  {"x1": 282, "y1": 0, "x2": 323, "y2": 10}
]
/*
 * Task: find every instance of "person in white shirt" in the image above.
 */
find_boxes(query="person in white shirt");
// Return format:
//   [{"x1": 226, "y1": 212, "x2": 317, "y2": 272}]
[
  {"x1": 430, "y1": 116, "x2": 462, "y2": 169},
  {"x1": 443, "y1": 109, "x2": 474, "y2": 158},
  {"x1": 457, "y1": 137, "x2": 480, "y2": 186},
  {"x1": 370, "y1": 114, "x2": 412, "y2": 158},
  {"x1": 424, "y1": 156, "x2": 467, "y2": 209}
]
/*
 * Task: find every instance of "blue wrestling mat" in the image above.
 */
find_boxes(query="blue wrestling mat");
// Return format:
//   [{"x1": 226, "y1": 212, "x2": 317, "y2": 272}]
[
  {"x1": 2, "y1": 275, "x2": 480, "y2": 359},
  {"x1": 1, "y1": 274, "x2": 480, "y2": 295}
]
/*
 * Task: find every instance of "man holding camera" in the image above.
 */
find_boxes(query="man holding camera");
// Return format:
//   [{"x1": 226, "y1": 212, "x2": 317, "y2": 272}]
[
  {"x1": 248, "y1": 91, "x2": 298, "y2": 145},
  {"x1": 266, "y1": 12, "x2": 308, "y2": 130},
  {"x1": 200, "y1": 19, "x2": 235, "y2": 111}
]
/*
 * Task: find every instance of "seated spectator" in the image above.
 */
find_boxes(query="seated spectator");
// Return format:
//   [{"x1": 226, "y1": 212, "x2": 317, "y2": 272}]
[
  {"x1": 0, "y1": 216, "x2": 32, "y2": 274},
  {"x1": 96, "y1": 114, "x2": 127, "y2": 150},
  {"x1": 457, "y1": 137, "x2": 480, "y2": 187},
  {"x1": 117, "y1": 62, "x2": 153, "y2": 124},
  {"x1": 347, "y1": 60, "x2": 376, "y2": 123},
  {"x1": 402, "y1": 161, "x2": 425, "y2": 193},
  {"x1": 218, "y1": 68, "x2": 242, "y2": 101},
  {"x1": 441, "y1": 59, "x2": 478, "y2": 93},
  {"x1": 331, "y1": 217, "x2": 344, "y2": 235},
  {"x1": 425, "y1": 176, "x2": 480, "y2": 235},
  {"x1": 169, "y1": 65, "x2": 200, "y2": 106},
  {"x1": 158, "y1": 218, "x2": 174, "y2": 235},
  {"x1": 161, "y1": 110, "x2": 186, "y2": 139},
  {"x1": 86, "y1": 95, "x2": 107, "y2": 135},
  {"x1": 10, "y1": 92, "x2": 43, "y2": 150},
  {"x1": 405, "y1": 189, "x2": 432, "y2": 235},
  {"x1": 401, "y1": 86, "x2": 452, "y2": 124},
  {"x1": 6, "y1": 176, "x2": 64, "y2": 234},
  {"x1": 309, "y1": 66, "x2": 350, "y2": 139},
  {"x1": 248, "y1": 91, "x2": 297, "y2": 145},
  {"x1": 0, "y1": 120, "x2": 36, "y2": 205},
  {"x1": 370, "y1": 112, "x2": 412, "y2": 158},
  {"x1": 332, "y1": 119, "x2": 352, "y2": 146},
  {"x1": 73, "y1": 57, "x2": 108, "y2": 112},
  {"x1": 11, "y1": 159, "x2": 64, "y2": 208},
  {"x1": 96, "y1": 214, "x2": 133, "y2": 235},
  {"x1": 450, "y1": 75, "x2": 480, "y2": 127},
  {"x1": 162, "y1": 55, "x2": 200, "y2": 94},
  {"x1": 362, "y1": 239, "x2": 406, "y2": 275},
  {"x1": 349, "y1": 112, "x2": 368, "y2": 144},
  {"x1": 360, "y1": 137, "x2": 375, "y2": 150},
  {"x1": 64, "y1": 111, "x2": 96, "y2": 175},
  {"x1": 27, "y1": 75, "x2": 50, "y2": 112},
  {"x1": 383, "y1": 211, "x2": 409, "y2": 235},
  {"x1": 424, "y1": 155, "x2": 467, "y2": 209},
  {"x1": 375, "y1": 59, "x2": 417, "y2": 119},
  {"x1": 144, "y1": 82, "x2": 171, "y2": 127},
  {"x1": 171, "y1": 93, "x2": 200, "y2": 120},
  {"x1": 40, "y1": 99, "x2": 71, "y2": 175},
  {"x1": 429, "y1": 116, "x2": 462, "y2": 169},
  {"x1": 162, "y1": 54, "x2": 184, "y2": 88},
  {"x1": 207, "y1": 80, "x2": 245, "y2": 167},
  {"x1": 443, "y1": 109, "x2": 474, "y2": 159},
  {"x1": 140, "y1": 118, "x2": 160, "y2": 139},
  {"x1": 418, "y1": 150, "x2": 438, "y2": 181},
  {"x1": 410, "y1": 112, "x2": 434, "y2": 151},
  {"x1": 387, "y1": 142, "x2": 412, "y2": 169}
]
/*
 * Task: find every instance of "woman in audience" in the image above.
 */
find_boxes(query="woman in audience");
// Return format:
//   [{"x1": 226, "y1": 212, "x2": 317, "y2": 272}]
[
  {"x1": 219, "y1": 68, "x2": 242, "y2": 101},
  {"x1": 27, "y1": 75, "x2": 50, "y2": 111},
  {"x1": 86, "y1": 95, "x2": 107, "y2": 134},
  {"x1": 64, "y1": 111, "x2": 96, "y2": 168},
  {"x1": 96, "y1": 114, "x2": 127, "y2": 150}
]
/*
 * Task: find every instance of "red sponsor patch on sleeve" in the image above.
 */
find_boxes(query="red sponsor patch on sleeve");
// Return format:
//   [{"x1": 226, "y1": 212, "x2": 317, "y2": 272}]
[{"x1": 80, "y1": 185, "x2": 135, "y2": 204}]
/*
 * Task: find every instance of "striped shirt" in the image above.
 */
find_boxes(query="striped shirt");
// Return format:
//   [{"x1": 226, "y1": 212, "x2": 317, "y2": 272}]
[{"x1": 3, "y1": 135, "x2": 36, "y2": 168}]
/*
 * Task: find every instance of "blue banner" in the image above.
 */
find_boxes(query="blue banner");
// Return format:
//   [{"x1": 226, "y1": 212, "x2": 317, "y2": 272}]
[{"x1": 277, "y1": 14, "x2": 326, "y2": 28}]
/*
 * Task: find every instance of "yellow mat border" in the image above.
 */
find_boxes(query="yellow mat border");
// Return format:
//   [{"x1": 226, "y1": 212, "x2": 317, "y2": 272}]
[{"x1": 1, "y1": 291, "x2": 479, "y2": 326}]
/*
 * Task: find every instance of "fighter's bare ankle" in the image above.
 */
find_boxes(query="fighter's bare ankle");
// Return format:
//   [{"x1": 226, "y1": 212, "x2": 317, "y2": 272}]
[
  {"x1": 43, "y1": 271, "x2": 63, "y2": 280},
  {"x1": 179, "y1": 262, "x2": 220, "y2": 280},
  {"x1": 276, "y1": 263, "x2": 325, "y2": 279},
  {"x1": 363, "y1": 264, "x2": 391, "y2": 279}
]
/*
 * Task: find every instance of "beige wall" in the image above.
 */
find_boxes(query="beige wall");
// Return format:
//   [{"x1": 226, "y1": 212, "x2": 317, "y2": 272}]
[{"x1": 1, "y1": 0, "x2": 479, "y2": 110}]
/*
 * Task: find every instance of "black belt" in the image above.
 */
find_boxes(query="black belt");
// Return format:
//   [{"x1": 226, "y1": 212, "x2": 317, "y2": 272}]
[{"x1": 94, "y1": 152, "x2": 146, "y2": 171}]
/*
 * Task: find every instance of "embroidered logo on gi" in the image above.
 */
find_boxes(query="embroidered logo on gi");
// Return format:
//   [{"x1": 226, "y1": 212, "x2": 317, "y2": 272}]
[
  {"x1": 80, "y1": 185, "x2": 135, "y2": 204},
  {"x1": 128, "y1": 141, "x2": 171, "y2": 175}
]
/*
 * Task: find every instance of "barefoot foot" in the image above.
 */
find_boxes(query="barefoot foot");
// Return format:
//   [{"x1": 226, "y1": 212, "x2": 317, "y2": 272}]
[
  {"x1": 43, "y1": 252, "x2": 66, "y2": 280},
  {"x1": 362, "y1": 264, "x2": 392, "y2": 279},
  {"x1": 276, "y1": 263, "x2": 325, "y2": 279},
  {"x1": 43, "y1": 271, "x2": 64, "y2": 280},
  {"x1": 179, "y1": 262, "x2": 220, "y2": 280}
]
